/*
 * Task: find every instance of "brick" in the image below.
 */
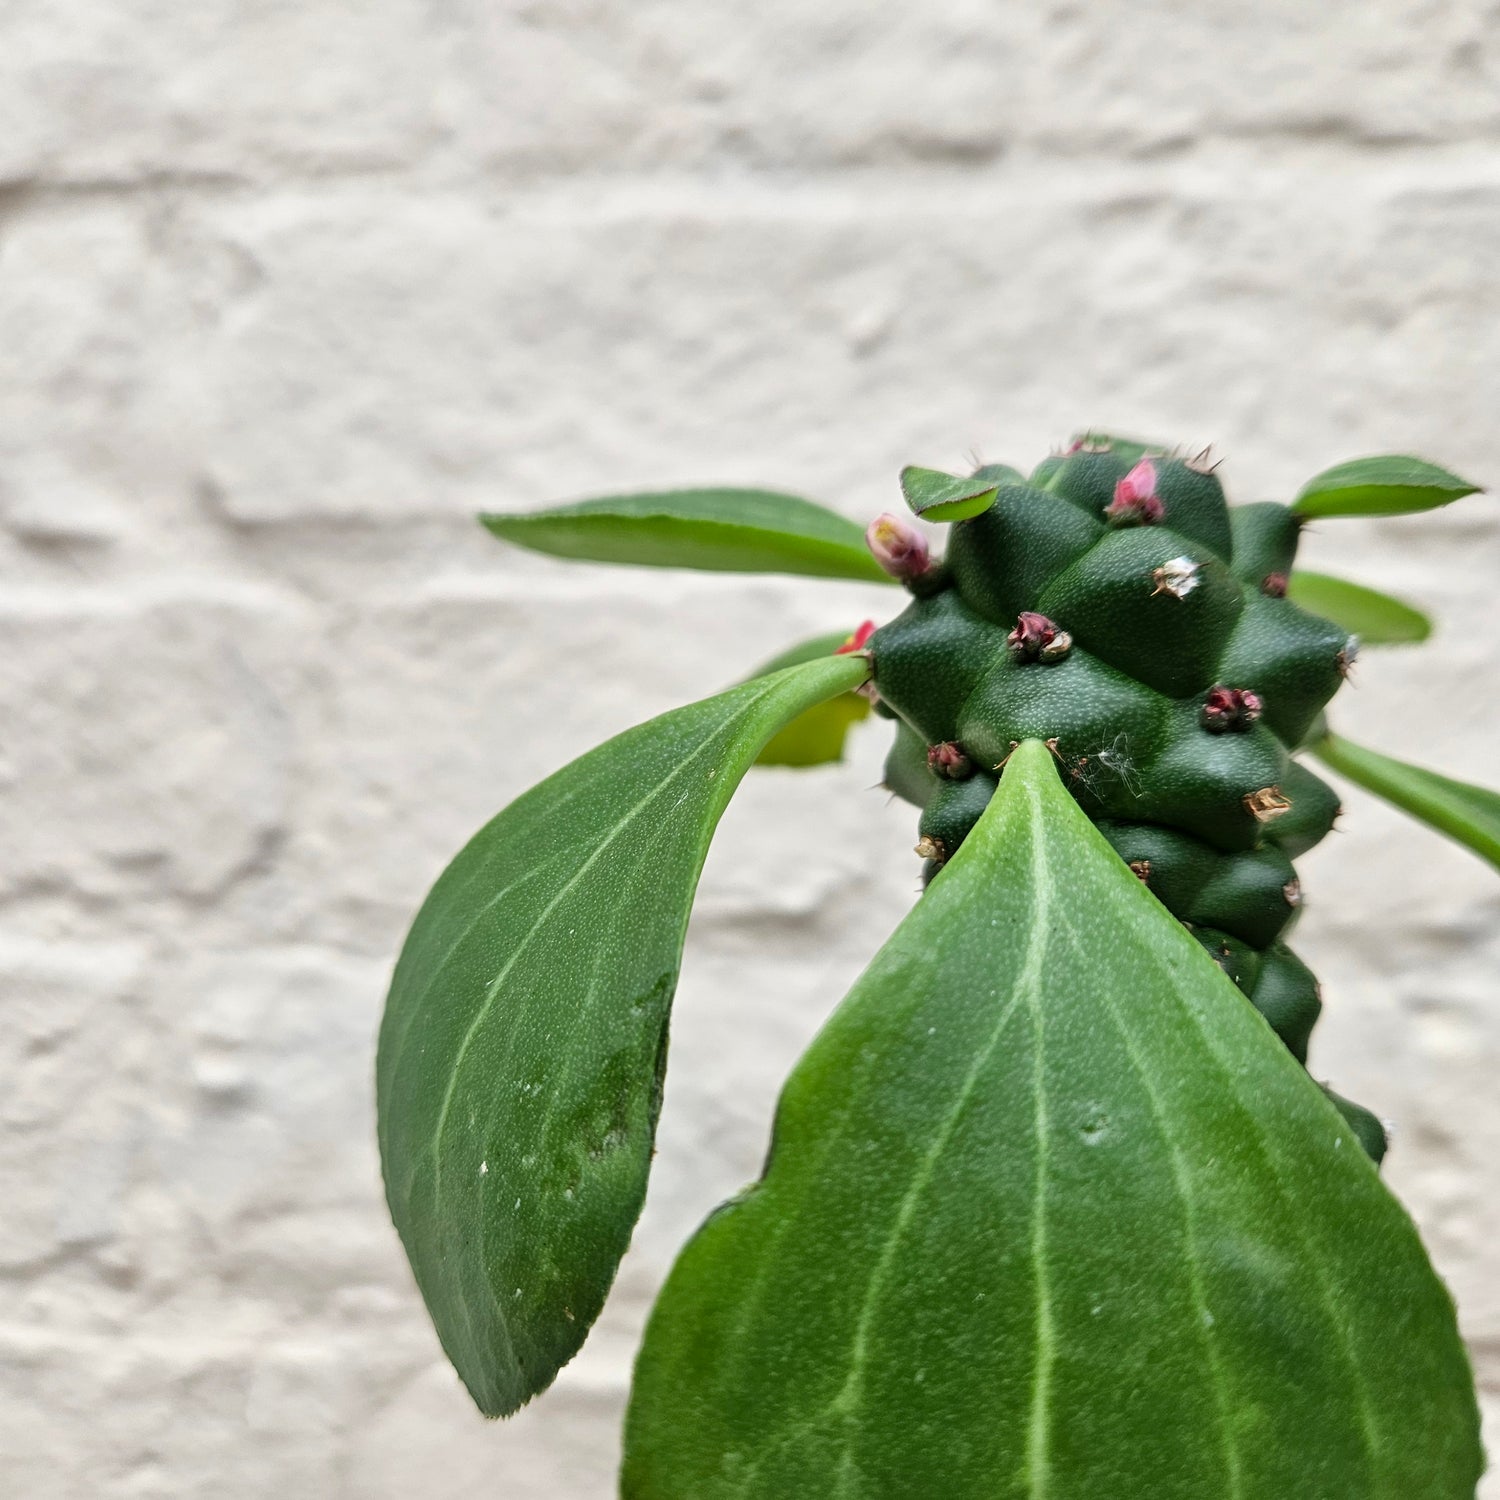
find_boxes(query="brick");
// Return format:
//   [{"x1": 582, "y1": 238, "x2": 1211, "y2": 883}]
[
  {"x1": 164, "y1": 177, "x2": 1500, "y2": 526},
  {"x1": 273, "y1": 579, "x2": 893, "y2": 951},
  {"x1": 0, "y1": 1329, "x2": 405, "y2": 1499},
  {"x1": 4, "y1": 4, "x2": 1499, "y2": 186},
  {"x1": 0, "y1": 597, "x2": 300, "y2": 903},
  {"x1": 0, "y1": 200, "x2": 280, "y2": 563},
  {"x1": 0, "y1": 940, "x2": 148, "y2": 1271},
  {"x1": 0, "y1": 0, "x2": 452, "y2": 185},
  {"x1": 348, "y1": 1362, "x2": 625, "y2": 1500}
]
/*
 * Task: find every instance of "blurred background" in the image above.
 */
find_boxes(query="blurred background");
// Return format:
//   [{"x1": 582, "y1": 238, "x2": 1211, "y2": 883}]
[{"x1": 2, "y1": 3, "x2": 1499, "y2": 1495}]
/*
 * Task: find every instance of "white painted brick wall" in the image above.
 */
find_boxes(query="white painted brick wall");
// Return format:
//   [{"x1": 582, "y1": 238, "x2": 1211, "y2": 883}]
[{"x1": 3, "y1": 4, "x2": 1498, "y2": 1494}]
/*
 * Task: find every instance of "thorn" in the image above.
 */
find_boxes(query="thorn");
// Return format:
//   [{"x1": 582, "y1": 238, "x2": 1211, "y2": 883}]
[
  {"x1": 1244, "y1": 786, "x2": 1293, "y2": 822},
  {"x1": 1336, "y1": 636, "x2": 1361, "y2": 680},
  {"x1": 1151, "y1": 556, "x2": 1201, "y2": 600},
  {"x1": 992, "y1": 740, "x2": 1024, "y2": 773}
]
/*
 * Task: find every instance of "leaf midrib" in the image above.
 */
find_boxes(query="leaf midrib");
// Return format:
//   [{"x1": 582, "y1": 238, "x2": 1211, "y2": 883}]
[{"x1": 425, "y1": 678, "x2": 788, "y2": 1198}]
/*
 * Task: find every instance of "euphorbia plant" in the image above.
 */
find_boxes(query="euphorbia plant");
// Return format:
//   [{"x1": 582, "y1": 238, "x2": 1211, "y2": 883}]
[{"x1": 376, "y1": 435, "x2": 1498, "y2": 1498}]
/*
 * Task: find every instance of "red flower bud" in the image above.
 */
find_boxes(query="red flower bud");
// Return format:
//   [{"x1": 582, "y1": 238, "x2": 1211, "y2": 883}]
[
  {"x1": 1201, "y1": 685, "x2": 1264, "y2": 733},
  {"x1": 926, "y1": 741, "x2": 974, "y2": 780},
  {"x1": 1261, "y1": 572, "x2": 1289, "y2": 598},
  {"x1": 836, "y1": 620, "x2": 877, "y2": 655},
  {"x1": 1007, "y1": 611, "x2": 1072, "y2": 663}
]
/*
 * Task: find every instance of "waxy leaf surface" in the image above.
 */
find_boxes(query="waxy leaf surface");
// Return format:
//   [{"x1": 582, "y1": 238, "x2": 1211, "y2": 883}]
[
  {"x1": 1291, "y1": 455, "x2": 1480, "y2": 518},
  {"x1": 376, "y1": 654, "x2": 869, "y2": 1416},
  {"x1": 1287, "y1": 571, "x2": 1432, "y2": 645},
  {"x1": 746, "y1": 632, "x2": 871, "y2": 767},
  {"x1": 625, "y1": 739, "x2": 1480, "y2": 1499},
  {"x1": 482, "y1": 489, "x2": 890, "y2": 582},
  {"x1": 899, "y1": 465, "x2": 1000, "y2": 521},
  {"x1": 1313, "y1": 732, "x2": 1500, "y2": 873}
]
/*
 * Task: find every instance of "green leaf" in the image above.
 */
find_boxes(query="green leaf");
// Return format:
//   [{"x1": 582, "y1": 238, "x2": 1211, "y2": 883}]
[
  {"x1": 898, "y1": 465, "x2": 999, "y2": 522},
  {"x1": 746, "y1": 631, "x2": 871, "y2": 767},
  {"x1": 482, "y1": 489, "x2": 891, "y2": 583},
  {"x1": 1291, "y1": 456, "x2": 1481, "y2": 519},
  {"x1": 1312, "y1": 732, "x2": 1500, "y2": 873},
  {"x1": 624, "y1": 739, "x2": 1480, "y2": 1499},
  {"x1": 376, "y1": 653, "x2": 869, "y2": 1417},
  {"x1": 1287, "y1": 571, "x2": 1432, "y2": 645}
]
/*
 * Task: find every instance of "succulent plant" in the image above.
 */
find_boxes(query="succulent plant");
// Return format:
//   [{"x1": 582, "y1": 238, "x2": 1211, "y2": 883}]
[
  {"x1": 873, "y1": 441, "x2": 1387, "y2": 1158},
  {"x1": 376, "y1": 436, "x2": 1496, "y2": 1498}
]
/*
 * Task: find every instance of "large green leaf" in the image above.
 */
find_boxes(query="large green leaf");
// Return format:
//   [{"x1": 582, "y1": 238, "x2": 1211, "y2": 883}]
[
  {"x1": 376, "y1": 653, "x2": 869, "y2": 1417},
  {"x1": 1312, "y1": 732, "x2": 1500, "y2": 873},
  {"x1": 624, "y1": 739, "x2": 1480, "y2": 1499},
  {"x1": 746, "y1": 631, "x2": 871, "y2": 767},
  {"x1": 482, "y1": 489, "x2": 891, "y2": 582},
  {"x1": 1291, "y1": 456, "x2": 1481, "y2": 519},
  {"x1": 1287, "y1": 571, "x2": 1432, "y2": 645}
]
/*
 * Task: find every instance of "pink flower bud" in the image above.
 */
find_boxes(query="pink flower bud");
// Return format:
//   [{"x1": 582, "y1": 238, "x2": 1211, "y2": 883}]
[
  {"x1": 926, "y1": 741, "x2": 974, "y2": 780},
  {"x1": 1201, "y1": 685, "x2": 1264, "y2": 733},
  {"x1": 1104, "y1": 458, "x2": 1165, "y2": 527},
  {"x1": 1261, "y1": 572, "x2": 1289, "y2": 598},
  {"x1": 865, "y1": 513, "x2": 931, "y2": 582}
]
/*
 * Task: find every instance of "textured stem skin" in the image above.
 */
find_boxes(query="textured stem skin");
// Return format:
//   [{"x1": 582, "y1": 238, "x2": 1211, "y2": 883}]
[{"x1": 870, "y1": 436, "x2": 1378, "y2": 1153}]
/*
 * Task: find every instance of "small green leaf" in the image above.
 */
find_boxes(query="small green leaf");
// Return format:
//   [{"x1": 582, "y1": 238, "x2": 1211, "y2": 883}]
[
  {"x1": 898, "y1": 465, "x2": 999, "y2": 522},
  {"x1": 1291, "y1": 456, "x2": 1481, "y2": 519},
  {"x1": 376, "y1": 653, "x2": 869, "y2": 1417},
  {"x1": 482, "y1": 489, "x2": 891, "y2": 583},
  {"x1": 746, "y1": 631, "x2": 871, "y2": 767},
  {"x1": 1287, "y1": 571, "x2": 1432, "y2": 645},
  {"x1": 625, "y1": 740, "x2": 1480, "y2": 1499},
  {"x1": 1312, "y1": 732, "x2": 1500, "y2": 872}
]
